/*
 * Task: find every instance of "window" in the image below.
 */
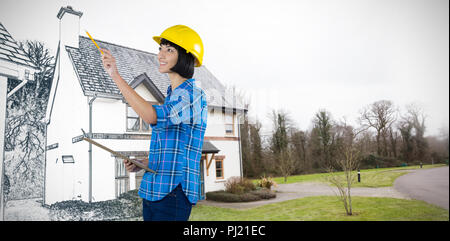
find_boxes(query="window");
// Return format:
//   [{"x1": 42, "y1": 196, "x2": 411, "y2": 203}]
[
  {"x1": 62, "y1": 155, "x2": 75, "y2": 163},
  {"x1": 215, "y1": 160, "x2": 224, "y2": 179},
  {"x1": 225, "y1": 112, "x2": 234, "y2": 135},
  {"x1": 126, "y1": 104, "x2": 151, "y2": 132},
  {"x1": 115, "y1": 157, "x2": 129, "y2": 198}
]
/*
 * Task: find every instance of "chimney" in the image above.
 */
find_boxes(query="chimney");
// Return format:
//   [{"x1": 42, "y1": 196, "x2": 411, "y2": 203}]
[{"x1": 57, "y1": 6, "x2": 83, "y2": 49}]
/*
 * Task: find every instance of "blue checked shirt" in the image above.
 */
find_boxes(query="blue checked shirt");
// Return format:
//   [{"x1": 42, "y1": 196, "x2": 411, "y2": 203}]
[{"x1": 138, "y1": 78, "x2": 208, "y2": 205}]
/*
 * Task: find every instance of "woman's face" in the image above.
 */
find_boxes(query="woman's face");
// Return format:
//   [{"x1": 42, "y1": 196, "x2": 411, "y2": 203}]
[{"x1": 158, "y1": 44, "x2": 178, "y2": 73}]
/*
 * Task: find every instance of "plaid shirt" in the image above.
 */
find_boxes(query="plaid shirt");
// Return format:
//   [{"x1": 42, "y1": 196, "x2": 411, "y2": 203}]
[{"x1": 138, "y1": 78, "x2": 208, "y2": 205}]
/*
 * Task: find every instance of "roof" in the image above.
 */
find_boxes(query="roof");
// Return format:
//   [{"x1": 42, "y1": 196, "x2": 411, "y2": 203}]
[
  {"x1": 202, "y1": 140, "x2": 220, "y2": 154},
  {"x1": 0, "y1": 22, "x2": 39, "y2": 70},
  {"x1": 66, "y1": 35, "x2": 247, "y2": 111}
]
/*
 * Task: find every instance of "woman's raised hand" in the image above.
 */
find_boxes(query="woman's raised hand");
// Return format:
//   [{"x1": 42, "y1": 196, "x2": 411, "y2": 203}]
[{"x1": 100, "y1": 48, "x2": 119, "y2": 78}]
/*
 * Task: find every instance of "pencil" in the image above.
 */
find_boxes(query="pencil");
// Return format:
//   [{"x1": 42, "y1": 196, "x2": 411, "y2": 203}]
[{"x1": 85, "y1": 30, "x2": 104, "y2": 55}]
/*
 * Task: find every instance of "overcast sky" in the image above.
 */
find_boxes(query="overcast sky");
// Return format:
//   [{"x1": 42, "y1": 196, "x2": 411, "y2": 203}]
[{"x1": 1, "y1": 0, "x2": 448, "y2": 137}]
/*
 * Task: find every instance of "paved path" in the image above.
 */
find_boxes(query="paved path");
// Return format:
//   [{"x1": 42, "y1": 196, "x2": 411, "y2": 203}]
[
  {"x1": 4, "y1": 198, "x2": 50, "y2": 221},
  {"x1": 394, "y1": 166, "x2": 449, "y2": 210},
  {"x1": 198, "y1": 181, "x2": 410, "y2": 210}
]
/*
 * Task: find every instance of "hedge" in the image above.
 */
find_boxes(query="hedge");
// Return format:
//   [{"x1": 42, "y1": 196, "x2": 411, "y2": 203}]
[{"x1": 206, "y1": 188, "x2": 276, "y2": 202}]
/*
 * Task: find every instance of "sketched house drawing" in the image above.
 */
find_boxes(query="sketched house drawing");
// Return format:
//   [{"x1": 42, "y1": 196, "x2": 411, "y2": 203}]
[
  {"x1": 0, "y1": 22, "x2": 39, "y2": 220},
  {"x1": 43, "y1": 6, "x2": 247, "y2": 205}
]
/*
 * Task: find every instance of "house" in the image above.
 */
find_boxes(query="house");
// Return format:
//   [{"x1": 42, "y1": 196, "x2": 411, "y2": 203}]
[
  {"x1": 0, "y1": 22, "x2": 39, "y2": 220},
  {"x1": 43, "y1": 6, "x2": 247, "y2": 205}
]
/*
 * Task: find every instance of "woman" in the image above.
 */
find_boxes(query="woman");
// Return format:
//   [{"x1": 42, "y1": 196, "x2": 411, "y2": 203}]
[{"x1": 101, "y1": 25, "x2": 207, "y2": 221}]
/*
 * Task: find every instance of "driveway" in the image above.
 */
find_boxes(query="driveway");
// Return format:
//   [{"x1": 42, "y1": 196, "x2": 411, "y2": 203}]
[{"x1": 394, "y1": 166, "x2": 449, "y2": 210}]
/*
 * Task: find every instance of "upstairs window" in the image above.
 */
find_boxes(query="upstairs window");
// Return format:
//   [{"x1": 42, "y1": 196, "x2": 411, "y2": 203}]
[{"x1": 225, "y1": 112, "x2": 234, "y2": 135}]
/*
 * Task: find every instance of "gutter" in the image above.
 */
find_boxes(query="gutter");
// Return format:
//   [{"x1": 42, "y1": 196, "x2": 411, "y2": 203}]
[
  {"x1": 88, "y1": 94, "x2": 97, "y2": 203},
  {"x1": 237, "y1": 113, "x2": 243, "y2": 178}
]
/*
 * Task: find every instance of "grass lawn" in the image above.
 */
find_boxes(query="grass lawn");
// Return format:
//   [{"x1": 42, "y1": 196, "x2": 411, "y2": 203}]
[
  {"x1": 252, "y1": 164, "x2": 447, "y2": 188},
  {"x1": 190, "y1": 196, "x2": 449, "y2": 221},
  {"x1": 188, "y1": 164, "x2": 449, "y2": 221}
]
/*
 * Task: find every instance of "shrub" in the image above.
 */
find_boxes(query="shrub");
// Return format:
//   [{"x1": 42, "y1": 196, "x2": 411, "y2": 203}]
[
  {"x1": 360, "y1": 154, "x2": 402, "y2": 169},
  {"x1": 257, "y1": 175, "x2": 278, "y2": 190},
  {"x1": 205, "y1": 189, "x2": 276, "y2": 202},
  {"x1": 250, "y1": 188, "x2": 276, "y2": 199},
  {"x1": 207, "y1": 176, "x2": 275, "y2": 202},
  {"x1": 225, "y1": 176, "x2": 256, "y2": 194}
]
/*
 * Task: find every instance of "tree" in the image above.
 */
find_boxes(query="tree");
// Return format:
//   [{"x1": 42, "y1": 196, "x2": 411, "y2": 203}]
[
  {"x1": 326, "y1": 122, "x2": 361, "y2": 216},
  {"x1": 249, "y1": 120, "x2": 264, "y2": 177},
  {"x1": 398, "y1": 118, "x2": 414, "y2": 163},
  {"x1": 313, "y1": 109, "x2": 334, "y2": 169},
  {"x1": 4, "y1": 40, "x2": 55, "y2": 200},
  {"x1": 290, "y1": 129, "x2": 308, "y2": 173},
  {"x1": 240, "y1": 109, "x2": 252, "y2": 177},
  {"x1": 279, "y1": 147, "x2": 295, "y2": 183},
  {"x1": 407, "y1": 104, "x2": 429, "y2": 163},
  {"x1": 269, "y1": 109, "x2": 295, "y2": 181},
  {"x1": 388, "y1": 126, "x2": 399, "y2": 158},
  {"x1": 399, "y1": 104, "x2": 429, "y2": 163},
  {"x1": 359, "y1": 100, "x2": 397, "y2": 157}
]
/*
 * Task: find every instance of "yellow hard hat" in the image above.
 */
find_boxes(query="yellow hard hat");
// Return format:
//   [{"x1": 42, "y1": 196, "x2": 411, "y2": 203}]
[{"x1": 153, "y1": 25, "x2": 204, "y2": 67}]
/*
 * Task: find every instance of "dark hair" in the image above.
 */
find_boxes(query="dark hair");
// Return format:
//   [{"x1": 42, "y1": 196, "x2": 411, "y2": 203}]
[{"x1": 160, "y1": 38, "x2": 195, "y2": 79}]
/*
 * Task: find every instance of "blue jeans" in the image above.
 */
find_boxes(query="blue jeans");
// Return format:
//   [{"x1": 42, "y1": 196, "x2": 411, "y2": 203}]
[{"x1": 142, "y1": 184, "x2": 193, "y2": 221}]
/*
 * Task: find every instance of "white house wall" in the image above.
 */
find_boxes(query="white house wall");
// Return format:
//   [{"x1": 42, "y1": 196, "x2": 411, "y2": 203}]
[
  {"x1": 45, "y1": 49, "x2": 90, "y2": 205},
  {"x1": 203, "y1": 139, "x2": 241, "y2": 193},
  {"x1": 202, "y1": 108, "x2": 243, "y2": 193},
  {"x1": 204, "y1": 108, "x2": 235, "y2": 136},
  {"x1": 90, "y1": 97, "x2": 151, "y2": 202}
]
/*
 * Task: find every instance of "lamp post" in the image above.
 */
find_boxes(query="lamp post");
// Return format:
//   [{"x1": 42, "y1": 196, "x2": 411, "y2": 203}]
[{"x1": 357, "y1": 169, "x2": 361, "y2": 183}]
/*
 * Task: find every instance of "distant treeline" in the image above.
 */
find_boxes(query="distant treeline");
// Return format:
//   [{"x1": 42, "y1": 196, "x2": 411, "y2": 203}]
[{"x1": 239, "y1": 100, "x2": 449, "y2": 178}]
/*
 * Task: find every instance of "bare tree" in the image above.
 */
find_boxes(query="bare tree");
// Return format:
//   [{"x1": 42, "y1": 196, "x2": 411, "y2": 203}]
[
  {"x1": 398, "y1": 104, "x2": 429, "y2": 163},
  {"x1": 290, "y1": 128, "x2": 308, "y2": 173},
  {"x1": 408, "y1": 104, "x2": 429, "y2": 163},
  {"x1": 388, "y1": 126, "x2": 399, "y2": 158},
  {"x1": 326, "y1": 121, "x2": 362, "y2": 216},
  {"x1": 398, "y1": 118, "x2": 414, "y2": 163},
  {"x1": 279, "y1": 148, "x2": 296, "y2": 183},
  {"x1": 359, "y1": 100, "x2": 397, "y2": 157}
]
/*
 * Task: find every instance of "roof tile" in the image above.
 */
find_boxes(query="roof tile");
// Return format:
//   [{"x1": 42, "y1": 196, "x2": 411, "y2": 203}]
[{"x1": 0, "y1": 22, "x2": 38, "y2": 69}]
